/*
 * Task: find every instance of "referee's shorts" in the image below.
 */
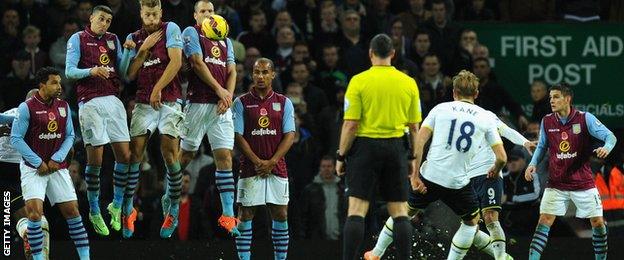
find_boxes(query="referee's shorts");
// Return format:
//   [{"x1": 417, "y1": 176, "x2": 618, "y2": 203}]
[{"x1": 345, "y1": 137, "x2": 409, "y2": 202}]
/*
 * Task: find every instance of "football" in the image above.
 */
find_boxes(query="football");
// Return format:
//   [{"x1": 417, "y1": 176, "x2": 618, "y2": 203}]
[{"x1": 201, "y1": 14, "x2": 229, "y2": 40}]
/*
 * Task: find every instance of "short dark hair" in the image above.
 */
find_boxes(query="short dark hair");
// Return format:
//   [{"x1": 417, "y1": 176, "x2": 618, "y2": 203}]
[
  {"x1": 194, "y1": 0, "x2": 211, "y2": 12},
  {"x1": 63, "y1": 18, "x2": 80, "y2": 26},
  {"x1": 293, "y1": 41, "x2": 308, "y2": 49},
  {"x1": 291, "y1": 61, "x2": 308, "y2": 70},
  {"x1": 370, "y1": 33, "x2": 394, "y2": 58},
  {"x1": 432, "y1": 0, "x2": 446, "y2": 7},
  {"x1": 92, "y1": 5, "x2": 113, "y2": 16},
  {"x1": 35, "y1": 67, "x2": 61, "y2": 85},
  {"x1": 254, "y1": 57, "x2": 274, "y2": 71},
  {"x1": 321, "y1": 155, "x2": 335, "y2": 162},
  {"x1": 472, "y1": 57, "x2": 489, "y2": 65},
  {"x1": 549, "y1": 83, "x2": 574, "y2": 98}
]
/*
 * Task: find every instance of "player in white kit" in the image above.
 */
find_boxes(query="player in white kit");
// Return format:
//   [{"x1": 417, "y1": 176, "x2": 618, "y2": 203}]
[{"x1": 364, "y1": 70, "x2": 507, "y2": 260}]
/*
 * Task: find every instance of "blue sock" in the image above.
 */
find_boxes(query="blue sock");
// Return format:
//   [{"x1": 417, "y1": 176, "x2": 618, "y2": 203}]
[
  {"x1": 123, "y1": 163, "x2": 140, "y2": 216},
  {"x1": 113, "y1": 162, "x2": 129, "y2": 208},
  {"x1": 272, "y1": 220, "x2": 289, "y2": 260},
  {"x1": 85, "y1": 165, "x2": 101, "y2": 215},
  {"x1": 529, "y1": 224, "x2": 550, "y2": 260},
  {"x1": 166, "y1": 162, "x2": 182, "y2": 207},
  {"x1": 593, "y1": 225, "x2": 607, "y2": 260},
  {"x1": 27, "y1": 219, "x2": 44, "y2": 260},
  {"x1": 67, "y1": 216, "x2": 90, "y2": 259},
  {"x1": 236, "y1": 220, "x2": 252, "y2": 260},
  {"x1": 215, "y1": 170, "x2": 235, "y2": 216}
]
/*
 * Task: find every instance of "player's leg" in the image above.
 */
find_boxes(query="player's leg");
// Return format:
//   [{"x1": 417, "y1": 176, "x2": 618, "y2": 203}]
[
  {"x1": 160, "y1": 134, "x2": 182, "y2": 238},
  {"x1": 236, "y1": 206, "x2": 256, "y2": 260},
  {"x1": 204, "y1": 104, "x2": 239, "y2": 233},
  {"x1": 20, "y1": 162, "x2": 48, "y2": 260},
  {"x1": 84, "y1": 145, "x2": 110, "y2": 236},
  {"x1": 106, "y1": 96, "x2": 133, "y2": 232},
  {"x1": 57, "y1": 201, "x2": 89, "y2": 260},
  {"x1": 480, "y1": 176, "x2": 507, "y2": 259},
  {"x1": 529, "y1": 188, "x2": 566, "y2": 260},
  {"x1": 344, "y1": 197, "x2": 370, "y2": 260},
  {"x1": 444, "y1": 182, "x2": 481, "y2": 260},
  {"x1": 266, "y1": 175, "x2": 290, "y2": 260},
  {"x1": 48, "y1": 167, "x2": 88, "y2": 259},
  {"x1": 570, "y1": 188, "x2": 607, "y2": 260}
]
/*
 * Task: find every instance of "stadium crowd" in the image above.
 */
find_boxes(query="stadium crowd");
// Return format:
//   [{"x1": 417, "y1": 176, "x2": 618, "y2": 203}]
[{"x1": 1, "y1": 0, "x2": 623, "y2": 245}]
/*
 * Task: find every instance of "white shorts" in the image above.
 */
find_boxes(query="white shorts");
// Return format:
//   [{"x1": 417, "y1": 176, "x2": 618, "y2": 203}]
[
  {"x1": 181, "y1": 103, "x2": 234, "y2": 151},
  {"x1": 236, "y1": 175, "x2": 289, "y2": 207},
  {"x1": 79, "y1": 95, "x2": 130, "y2": 146},
  {"x1": 539, "y1": 187, "x2": 603, "y2": 218},
  {"x1": 20, "y1": 162, "x2": 77, "y2": 206},
  {"x1": 130, "y1": 102, "x2": 184, "y2": 138}
]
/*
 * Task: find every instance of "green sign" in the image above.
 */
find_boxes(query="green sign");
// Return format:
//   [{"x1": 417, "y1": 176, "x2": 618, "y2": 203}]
[{"x1": 470, "y1": 23, "x2": 624, "y2": 127}]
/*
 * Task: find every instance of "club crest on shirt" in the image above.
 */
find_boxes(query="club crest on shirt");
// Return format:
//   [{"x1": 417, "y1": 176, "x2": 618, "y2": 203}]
[
  {"x1": 272, "y1": 102, "x2": 281, "y2": 112},
  {"x1": 58, "y1": 107, "x2": 66, "y2": 118},
  {"x1": 107, "y1": 40, "x2": 115, "y2": 50},
  {"x1": 572, "y1": 123, "x2": 581, "y2": 134}
]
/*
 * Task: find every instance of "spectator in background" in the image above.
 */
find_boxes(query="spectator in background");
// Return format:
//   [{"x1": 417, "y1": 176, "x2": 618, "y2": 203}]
[
  {"x1": 451, "y1": 28, "x2": 477, "y2": 75},
  {"x1": 46, "y1": 0, "x2": 76, "y2": 40},
  {"x1": 0, "y1": 9, "x2": 22, "y2": 75},
  {"x1": 338, "y1": 10, "x2": 369, "y2": 79},
  {"x1": 74, "y1": 0, "x2": 93, "y2": 28},
  {"x1": 290, "y1": 61, "x2": 328, "y2": 116},
  {"x1": 300, "y1": 156, "x2": 346, "y2": 240},
  {"x1": 274, "y1": 26, "x2": 296, "y2": 73},
  {"x1": 398, "y1": 0, "x2": 430, "y2": 40},
  {"x1": 292, "y1": 41, "x2": 317, "y2": 78},
  {"x1": 236, "y1": 9, "x2": 275, "y2": 57},
  {"x1": 286, "y1": 82, "x2": 308, "y2": 115},
  {"x1": 316, "y1": 44, "x2": 347, "y2": 105},
  {"x1": 313, "y1": 0, "x2": 341, "y2": 54},
  {"x1": 21, "y1": 25, "x2": 48, "y2": 75},
  {"x1": 338, "y1": 0, "x2": 367, "y2": 22},
  {"x1": 69, "y1": 160, "x2": 87, "y2": 194},
  {"x1": 175, "y1": 173, "x2": 205, "y2": 241},
  {"x1": 530, "y1": 80, "x2": 551, "y2": 122},
  {"x1": 389, "y1": 18, "x2": 410, "y2": 58},
  {"x1": 16, "y1": 0, "x2": 50, "y2": 48},
  {"x1": 472, "y1": 57, "x2": 529, "y2": 129},
  {"x1": 422, "y1": 0, "x2": 462, "y2": 75},
  {"x1": 472, "y1": 43, "x2": 490, "y2": 59},
  {"x1": 106, "y1": 0, "x2": 141, "y2": 42},
  {"x1": 285, "y1": 109, "x2": 320, "y2": 199},
  {"x1": 500, "y1": 0, "x2": 556, "y2": 22},
  {"x1": 317, "y1": 85, "x2": 346, "y2": 155},
  {"x1": 0, "y1": 52, "x2": 34, "y2": 111},
  {"x1": 458, "y1": 0, "x2": 495, "y2": 21},
  {"x1": 366, "y1": 0, "x2": 392, "y2": 35},
  {"x1": 417, "y1": 54, "x2": 451, "y2": 108},
  {"x1": 162, "y1": 0, "x2": 194, "y2": 28},
  {"x1": 391, "y1": 37, "x2": 419, "y2": 78},
  {"x1": 234, "y1": 63, "x2": 248, "y2": 96},
  {"x1": 410, "y1": 30, "x2": 431, "y2": 72},
  {"x1": 502, "y1": 147, "x2": 540, "y2": 236},
  {"x1": 49, "y1": 19, "x2": 79, "y2": 89},
  {"x1": 271, "y1": 10, "x2": 304, "y2": 41},
  {"x1": 213, "y1": 0, "x2": 243, "y2": 38}
]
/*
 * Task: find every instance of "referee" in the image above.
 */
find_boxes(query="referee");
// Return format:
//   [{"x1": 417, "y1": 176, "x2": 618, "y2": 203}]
[{"x1": 336, "y1": 34, "x2": 422, "y2": 260}]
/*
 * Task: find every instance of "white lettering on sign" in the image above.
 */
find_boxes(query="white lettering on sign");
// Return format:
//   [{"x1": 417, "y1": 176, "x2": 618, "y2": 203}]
[
  {"x1": 528, "y1": 63, "x2": 596, "y2": 85},
  {"x1": 582, "y1": 36, "x2": 623, "y2": 57},
  {"x1": 501, "y1": 36, "x2": 572, "y2": 57}
]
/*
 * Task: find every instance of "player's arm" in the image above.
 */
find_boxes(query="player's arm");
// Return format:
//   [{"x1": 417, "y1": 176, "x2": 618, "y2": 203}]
[
  {"x1": 0, "y1": 114, "x2": 14, "y2": 125},
  {"x1": 528, "y1": 119, "x2": 548, "y2": 167},
  {"x1": 126, "y1": 33, "x2": 144, "y2": 81},
  {"x1": 65, "y1": 33, "x2": 92, "y2": 79},
  {"x1": 183, "y1": 28, "x2": 229, "y2": 100},
  {"x1": 9, "y1": 103, "x2": 43, "y2": 168},
  {"x1": 232, "y1": 98, "x2": 261, "y2": 164},
  {"x1": 337, "y1": 76, "x2": 362, "y2": 159},
  {"x1": 407, "y1": 79, "x2": 423, "y2": 161},
  {"x1": 486, "y1": 124, "x2": 507, "y2": 177},
  {"x1": 269, "y1": 98, "x2": 296, "y2": 163},
  {"x1": 152, "y1": 23, "x2": 183, "y2": 92},
  {"x1": 225, "y1": 38, "x2": 237, "y2": 95},
  {"x1": 51, "y1": 105, "x2": 75, "y2": 163},
  {"x1": 494, "y1": 114, "x2": 534, "y2": 153},
  {"x1": 115, "y1": 35, "x2": 133, "y2": 82},
  {"x1": 585, "y1": 112, "x2": 617, "y2": 158}
]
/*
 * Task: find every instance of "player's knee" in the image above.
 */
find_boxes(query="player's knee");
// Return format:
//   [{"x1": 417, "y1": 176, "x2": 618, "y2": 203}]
[
  {"x1": 272, "y1": 210, "x2": 288, "y2": 221},
  {"x1": 180, "y1": 152, "x2": 193, "y2": 167},
  {"x1": 538, "y1": 214, "x2": 556, "y2": 226},
  {"x1": 590, "y1": 217, "x2": 605, "y2": 227},
  {"x1": 27, "y1": 211, "x2": 42, "y2": 222},
  {"x1": 117, "y1": 151, "x2": 131, "y2": 164},
  {"x1": 483, "y1": 210, "x2": 499, "y2": 224},
  {"x1": 239, "y1": 208, "x2": 254, "y2": 221}
]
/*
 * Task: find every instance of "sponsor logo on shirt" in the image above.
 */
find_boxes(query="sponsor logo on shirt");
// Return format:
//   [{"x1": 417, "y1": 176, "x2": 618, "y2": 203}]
[
  {"x1": 556, "y1": 152, "x2": 577, "y2": 160},
  {"x1": 548, "y1": 128, "x2": 560, "y2": 132},
  {"x1": 143, "y1": 57, "x2": 161, "y2": 67},
  {"x1": 39, "y1": 132, "x2": 62, "y2": 140},
  {"x1": 258, "y1": 115, "x2": 270, "y2": 128},
  {"x1": 559, "y1": 140, "x2": 570, "y2": 152},
  {"x1": 251, "y1": 128, "x2": 277, "y2": 136},
  {"x1": 204, "y1": 56, "x2": 225, "y2": 67},
  {"x1": 211, "y1": 46, "x2": 221, "y2": 58},
  {"x1": 99, "y1": 54, "x2": 110, "y2": 65}
]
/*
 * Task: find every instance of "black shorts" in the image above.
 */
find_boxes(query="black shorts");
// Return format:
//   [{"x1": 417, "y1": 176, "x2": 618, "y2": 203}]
[
  {"x1": 408, "y1": 177, "x2": 480, "y2": 221},
  {"x1": 0, "y1": 161, "x2": 25, "y2": 214},
  {"x1": 345, "y1": 137, "x2": 409, "y2": 202},
  {"x1": 470, "y1": 175, "x2": 503, "y2": 211}
]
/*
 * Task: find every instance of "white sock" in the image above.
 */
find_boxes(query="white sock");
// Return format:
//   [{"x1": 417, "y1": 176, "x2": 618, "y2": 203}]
[
  {"x1": 372, "y1": 217, "x2": 394, "y2": 257},
  {"x1": 448, "y1": 223, "x2": 477, "y2": 260},
  {"x1": 16, "y1": 218, "x2": 28, "y2": 239},
  {"x1": 473, "y1": 230, "x2": 495, "y2": 257},
  {"x1": 41, "y1": 216, "x2": 50, "y2": 259},
  {"x1": 486, "y1": 221, "x2": 506, "y2": 259}
]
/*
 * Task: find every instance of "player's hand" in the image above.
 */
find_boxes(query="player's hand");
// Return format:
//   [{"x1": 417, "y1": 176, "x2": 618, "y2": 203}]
[
  {"x1": 0, "y1": 125, "x2": 10, "y2": 137},
  {"x1": 90, "y1": 66, "x2": 110, "y2": 79},
  {"x1": 123, "y1": 39, "x2": 136, "y2": 49},
  {"x1": 216, "y1": 88, "x2": 233, "y2": 108},
  {"x1": 411, "y1": 176, "x2": 427, "y2": 194},
  {"x1": 217, "y1": 100, "x2": 228, "y2": 115},
  {"x1": 255, "y1": 159, "x2": 275, "y2": 177},
  {"x1": 37, "y1": 162, "x2": 50, "y2": 176},
  {"x1": 149, "y1": 89, "x2": 162, "y2": 110},
  {"x1": 525, "y1": 165, "x2": 536, "y2": 181},
  {"x1": 487, "y1": 166, "x2": 500, "y2": 179},
  {"x1": 335, "y1": 161, "x2": 345, "y2": 176},
  {"x1": 47, "y1": 160, "x2": 60, "y2": 173},
  {"x1": 594, "y1": 147, "x2": 610, "y2": 159},
  {"x1": 523, "y1": 141, "x2": 537, "y2": 155},
  {"x1": 139, "y1": 30, "x2": 163, "y2": 52}
]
